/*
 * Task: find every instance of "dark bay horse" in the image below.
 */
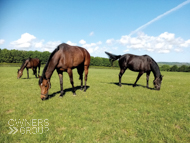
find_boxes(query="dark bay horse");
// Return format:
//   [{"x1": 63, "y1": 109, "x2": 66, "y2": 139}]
[
  {"x1": 17, "y1": 58, "x2": 41, "y2": 79},
  {"x1": 105, "y1": 52, "x2": 163, "y2": 90},
  {"x1": 39, "y1": 43, "x2": 90, "y2": 100}
]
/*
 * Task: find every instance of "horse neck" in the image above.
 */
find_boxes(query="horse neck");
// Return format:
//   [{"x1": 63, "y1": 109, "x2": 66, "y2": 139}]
[
  {"x1": 151, "y1": 61, "x2": 161, "y2": 79},
  {"x1": 43, "y1": 60, "x2": 56, "y2": 80},
  {"x1": 42, "y1": 46, "x2": 60, "y2": 80},
  {"x1": 19, "y1": 61, "x2": 28, "y2": 71}
]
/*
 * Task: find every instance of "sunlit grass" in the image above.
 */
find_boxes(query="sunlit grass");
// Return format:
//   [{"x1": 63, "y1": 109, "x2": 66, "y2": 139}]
[{"x1": 0, "y1": 67, "x2": 190, "y2": 142}]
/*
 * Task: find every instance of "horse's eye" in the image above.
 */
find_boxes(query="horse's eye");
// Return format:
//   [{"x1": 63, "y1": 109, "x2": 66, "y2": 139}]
[{"x1": 45, "y1": 85, "x2": 47, "y2": 87}]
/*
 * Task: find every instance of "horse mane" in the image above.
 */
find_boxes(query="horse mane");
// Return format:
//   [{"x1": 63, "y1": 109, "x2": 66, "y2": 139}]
[
  {"x1": 150, "y1": 57, "x2": 161, "y2": 78},
  {"x1": 19, "y1": 58, "x2": 30, "y2": 70},
  {"x1": 41, "y1": 45, "x2": 61, "y2": 80}
]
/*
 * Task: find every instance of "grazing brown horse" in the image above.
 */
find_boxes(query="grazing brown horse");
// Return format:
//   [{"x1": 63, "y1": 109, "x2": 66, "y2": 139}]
[
  {"x1": 39, "y1": 43, "x2": 90, "y2": 100},
  {"x1": 105, "y1": 52, "x2": 163, "y2": 90},
  {"x1": 17, "y1": 58, "x2": 41, "y2": 79}
]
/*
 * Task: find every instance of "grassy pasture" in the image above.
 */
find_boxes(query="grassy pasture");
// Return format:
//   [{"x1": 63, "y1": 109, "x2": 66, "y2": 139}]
[{"x1": 0, "y1": 67, "x2": 190, "y2": 142}]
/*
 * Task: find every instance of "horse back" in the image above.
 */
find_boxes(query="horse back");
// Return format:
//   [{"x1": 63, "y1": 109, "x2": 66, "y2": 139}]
[
  {"x1": 119, "y1": 54, "x2": 152, "y2": 72},
  {"x1": 26, "y1": 58, "x2": 40, "y2": 68},
  {"x1": 56, "y1": 44, "x2": 90, "y2": 69}
]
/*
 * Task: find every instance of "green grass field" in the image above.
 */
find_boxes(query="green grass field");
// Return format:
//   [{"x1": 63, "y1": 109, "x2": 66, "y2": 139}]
[{"x1": 0, "y1": 67, "x2": 190, "y2": 142}]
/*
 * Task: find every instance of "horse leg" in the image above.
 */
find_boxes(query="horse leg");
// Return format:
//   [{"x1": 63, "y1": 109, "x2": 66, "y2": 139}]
[
  {"x1": 32, "y1": 67, "x2": 34, "y2": 75},
  {"x1": 146, "y1": 71, "x2": 151, "y2": 88},
  {"x1": 57, "y1": 70, "x2": 64, "y2": 97},
  {"x1": 34, "y1": 68, "x2": 37, "y2": 78},
  {"x1": 119, "y1": 68, "x2": 126, "y2": 87},
  {"x1": 84, "y1": 65, "x2": 89, "y2": 92},
  {"x1": 38, "y1": 64, "x2": 40, "y2": 77},
  {"x1": 77, "y1": 67, "x2": 84, "y2": 90},
  {"x1": 133, "y1": 72, "x2": 144, "y2": 87},
  {"x1": 26, "y1": 68, "x2": 29, "y2": 79},
  {"x1": 67, "y1": 68, "x2": 76, "y2": 95}
]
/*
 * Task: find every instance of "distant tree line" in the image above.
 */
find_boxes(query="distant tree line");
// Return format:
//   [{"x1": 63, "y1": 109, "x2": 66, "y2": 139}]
[
  {"x1": 160, "y1": 64, "x2": 190, "y2": 72},
  {"x1": 90, "y1": 56, "x2": 119, "y2": 67},
  {"x1": 0, "y1": 48, "x2": 119, "y2": 67},
  {"x1": 0, "y1": 49, "x2": 50, "y2": 64},
  {"x1": 0, "y1": 48, "x2": 189, "y2": 72}
]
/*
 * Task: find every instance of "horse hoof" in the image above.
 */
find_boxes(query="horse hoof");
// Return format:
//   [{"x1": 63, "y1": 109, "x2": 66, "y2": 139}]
[{"x1": 59, "y1": 95, "x2": 63, "y2": 98}]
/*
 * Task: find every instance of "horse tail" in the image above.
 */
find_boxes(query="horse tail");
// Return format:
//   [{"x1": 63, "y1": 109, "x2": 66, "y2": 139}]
[{"x1": 105, "y1": 51, "x2": 121, "y2": 66}]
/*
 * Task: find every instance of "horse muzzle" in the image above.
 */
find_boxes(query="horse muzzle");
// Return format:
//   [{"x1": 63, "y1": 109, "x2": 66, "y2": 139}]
[
  {"x1": 41, "y1": 94, "x2": 48, "y2": 100},
  {"x1": 155, "y1": 85, "x2": 160, "y2": 90}
]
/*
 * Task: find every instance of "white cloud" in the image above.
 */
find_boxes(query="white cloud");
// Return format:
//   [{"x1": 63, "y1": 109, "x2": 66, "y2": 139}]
[
  {"x1": 97, "y1": 41, "x2": 102, "y2": 45},
  {"x1": 11, "y1": 33, "x2": 36, "y2": 49},
  {"x1": 174, "y1": 48, "x2": 183, "y2": 52},
  {"x1": 158, "y1": 49, "x2": 170, "y2": 53},
  {"x1": 106, "y1": 38, "x2": 115, "y2": 45},
  {"x1": 159, "y1": 32, "x2": 175, "y2": 41},
  {"x1": 94, "y1": 46, "x2": 99, "y2": 51},
  {"x1": 112, "y1": 47, "x2": 118, "y2": 50},
  {"x1": 124, "y1": 49, "x2": 129, "y2": 53},
  {"x1": 0, "y1": 39, "x2": 5, "y2": 45},
  {"x1": 41, "y1": 41, "x2": 62, "y2": 52},
  {"x1": 9, "y1": 33, "x2": 63, "y2": 52},
  {"x1": 87, "y1": 48, "x2": 94, "y2": 53},
  {"x1": 89, "y1": 31, "x2": 94, "y2": 36},
  {"x1": 66, "y1": 41, "x2": 76, "y2": 46},
  {"x1": 107, "y1": 32, "x2": 190, "y2": 53},
  {"x1": 32, "y1": 39, "x2": 62, "y2": 52},
  {"x1": 34, "y1": 40, "x2": 44, "y2": 48},
  {"x1": 180, "y1": 39, "x2": 190, "y2": 47},
  {"x1": 81, "y1": 41, "x2": 102, "y2": 54},
  {"x1": 79, "y1": 39, "x2": 86, "y2": 45},
  {"x1": 119, "y1": 35, "x2": 130, "y2": 45}
]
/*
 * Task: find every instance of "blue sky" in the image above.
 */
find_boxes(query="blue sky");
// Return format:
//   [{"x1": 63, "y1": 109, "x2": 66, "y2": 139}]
[{"x1": 0, "y1": 0, "x2": 190, "y2": 62}]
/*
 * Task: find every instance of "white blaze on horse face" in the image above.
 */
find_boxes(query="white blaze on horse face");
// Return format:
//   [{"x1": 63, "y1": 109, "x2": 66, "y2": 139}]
[
  {"x1": 17, "y1": 70, "x2": 23, "y2": 78},
  {"x1": 40, "y1": 80, "x2": 50, "y2": 96}
]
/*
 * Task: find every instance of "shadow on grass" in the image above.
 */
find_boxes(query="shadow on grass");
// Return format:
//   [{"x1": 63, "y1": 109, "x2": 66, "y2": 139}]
[
  {"x1": 109, "y1": 82, "x2": 156, "y2": 90},
  {"x1": 19, "y1": 77, "x2": 38, "y2": 79},
  {"x1": 44, "y1": 85, "x2": 90, "y2": 100}
]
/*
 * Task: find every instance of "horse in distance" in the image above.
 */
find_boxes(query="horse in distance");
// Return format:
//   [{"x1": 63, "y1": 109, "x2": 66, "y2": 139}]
[
  {"x1": 105, "y1": 52, "x2": 163, "y2": 90},
  {"x1": 17, "y1": 58, "x2": 41, "y2": 79},
  {"x1": 39, "y1": 43, "x2": 90, "y2": 100}
]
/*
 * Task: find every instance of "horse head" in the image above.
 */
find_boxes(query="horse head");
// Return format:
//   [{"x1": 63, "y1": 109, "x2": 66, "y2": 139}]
[
  {"x1": 153, "y1": 75, "x2": 163, "y2": 90},
  {"x1": 39, "y1": 76, "x2": 51, "y2": 100},
  {"x1": 17, "y1": 69, "x2": 23, "y2": 79}
]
